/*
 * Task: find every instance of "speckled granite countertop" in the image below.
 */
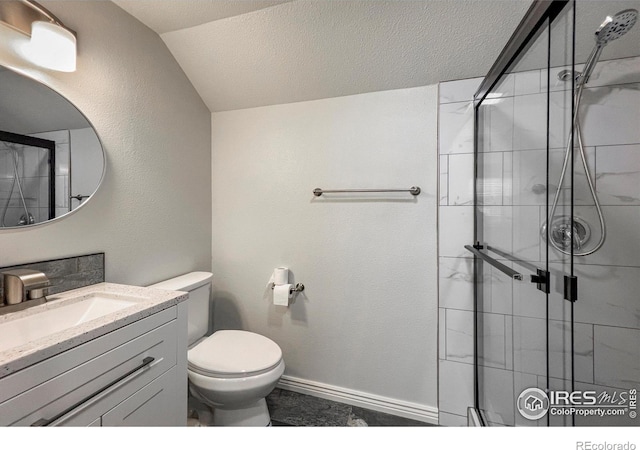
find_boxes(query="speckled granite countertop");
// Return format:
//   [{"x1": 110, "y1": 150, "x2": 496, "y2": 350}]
[{"x1": 0, "y1": 282, "x2": 188, "y2": 379}]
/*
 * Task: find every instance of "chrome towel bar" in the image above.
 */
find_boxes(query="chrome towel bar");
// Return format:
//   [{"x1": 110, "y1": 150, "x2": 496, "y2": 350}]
[{"x1": 313, "y1": 186, "x2": 421, "y2": 197}]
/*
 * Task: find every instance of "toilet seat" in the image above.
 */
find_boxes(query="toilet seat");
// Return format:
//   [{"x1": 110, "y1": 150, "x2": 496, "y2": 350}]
[{"x1": 188, "y1": 330, "x2": 283, "y2": 379}]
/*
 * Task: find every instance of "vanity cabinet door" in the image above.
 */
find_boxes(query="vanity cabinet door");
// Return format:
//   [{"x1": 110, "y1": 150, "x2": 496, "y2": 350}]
[{"x1": 102, "y1": 366, "x2": 181, "y2": 426}]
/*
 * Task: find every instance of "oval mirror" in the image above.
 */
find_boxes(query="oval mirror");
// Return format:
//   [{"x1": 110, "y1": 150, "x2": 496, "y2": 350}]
[{"x1": 0, "y1": 66, "x2": 104, "y2": 228}]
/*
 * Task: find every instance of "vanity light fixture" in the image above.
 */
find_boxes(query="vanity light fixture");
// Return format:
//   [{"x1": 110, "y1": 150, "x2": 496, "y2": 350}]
[{"x1": 0, "y1": 0, "x2": 76, "y2": 72}]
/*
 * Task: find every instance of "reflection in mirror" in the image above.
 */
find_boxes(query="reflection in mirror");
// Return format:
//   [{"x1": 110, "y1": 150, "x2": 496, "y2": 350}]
[{"x1": 0, "y1": 66, "x2": 104, "y2": 228}]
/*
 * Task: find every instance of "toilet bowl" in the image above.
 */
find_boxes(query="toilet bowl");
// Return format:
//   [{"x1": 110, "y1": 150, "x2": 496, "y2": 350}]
[
  {"x1": 188, "y1": 329, "x2": 284, "y2": 426},
  {"x1": 149, "y1": 272, "x2": 284, "y2": 426}
]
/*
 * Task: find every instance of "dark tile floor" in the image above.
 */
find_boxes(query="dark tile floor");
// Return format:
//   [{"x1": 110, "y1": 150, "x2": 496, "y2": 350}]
[{"x1": 266, "y1": 388, "x2": 433, "y2": 427}]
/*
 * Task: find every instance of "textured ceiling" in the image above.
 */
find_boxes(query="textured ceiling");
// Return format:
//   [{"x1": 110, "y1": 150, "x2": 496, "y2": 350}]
[{"x1": 113, "y1": 0, "x2": 640, "y2": 112}]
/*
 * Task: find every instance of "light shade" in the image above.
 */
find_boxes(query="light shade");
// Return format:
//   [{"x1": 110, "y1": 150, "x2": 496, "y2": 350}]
[{"x1": 22, "y1": 21, "x2": 76, "y2": 72}]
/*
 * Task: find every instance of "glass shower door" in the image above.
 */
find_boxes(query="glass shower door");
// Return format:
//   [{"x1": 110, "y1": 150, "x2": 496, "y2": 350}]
[{"x1": 471, "y1": 0, "x2": 577, "y2": 427}]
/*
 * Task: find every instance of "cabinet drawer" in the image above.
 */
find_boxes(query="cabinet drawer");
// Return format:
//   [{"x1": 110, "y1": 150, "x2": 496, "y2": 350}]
[
  {"x1": 102, "y1": 366, "x2": 183, "y2": 426},
  {"x1": 0, "y1": 308, "x2": 177, "y2": 426},
  {"x1": 50, "y1": 365, "x2": 182, "y2": 427}
]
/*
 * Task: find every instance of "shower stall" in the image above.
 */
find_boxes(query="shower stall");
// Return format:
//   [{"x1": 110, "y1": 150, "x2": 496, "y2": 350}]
[{"x1": 469, "y1": 0, "x2": 640, "y2": 426}]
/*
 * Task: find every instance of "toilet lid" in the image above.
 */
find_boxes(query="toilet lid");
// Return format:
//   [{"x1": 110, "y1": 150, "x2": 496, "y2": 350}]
[{"x1": 188, "y1": 330, "x2": 282, "y2": 378}]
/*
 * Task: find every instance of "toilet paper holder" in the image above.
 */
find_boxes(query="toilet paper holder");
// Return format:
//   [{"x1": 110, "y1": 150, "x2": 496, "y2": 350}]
[{"x1": 270, "y1": 283, "x2": 305, "y2": 294}]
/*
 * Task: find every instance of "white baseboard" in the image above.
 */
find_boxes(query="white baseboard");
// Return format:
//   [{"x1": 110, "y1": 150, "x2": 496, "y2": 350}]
[{"x1": 277, "y1": 375, "x2": 439, "y2": 425}]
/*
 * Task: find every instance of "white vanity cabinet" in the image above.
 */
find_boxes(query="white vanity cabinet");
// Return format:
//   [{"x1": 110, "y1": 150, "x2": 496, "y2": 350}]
[{"x1": 0, "y1": 303, "x2": 188, "y2": 427}]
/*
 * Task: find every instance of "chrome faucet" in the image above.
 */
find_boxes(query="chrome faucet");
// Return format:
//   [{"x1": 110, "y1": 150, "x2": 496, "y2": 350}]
[{"x1": 1, "y1": 269, "x2": 50, "y2": 306}]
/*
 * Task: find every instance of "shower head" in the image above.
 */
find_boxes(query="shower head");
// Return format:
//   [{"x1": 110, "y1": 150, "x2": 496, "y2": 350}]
[
  {"x1": 578, "y1": 9, "x2": 638, "y2": 86},
  {"x1": 594, "y1": 9, "x2": 638, "y2": 45}
]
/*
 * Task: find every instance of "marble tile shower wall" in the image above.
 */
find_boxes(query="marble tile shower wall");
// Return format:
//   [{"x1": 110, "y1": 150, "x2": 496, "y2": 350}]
[{"x1": 437, "y1": 56, "x2": 640, "y2": 427}]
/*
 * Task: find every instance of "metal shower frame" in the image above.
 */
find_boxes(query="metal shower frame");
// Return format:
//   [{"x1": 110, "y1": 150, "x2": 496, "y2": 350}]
[{"x1": 470, "y1": 0, "x2": 573, "y2": 427}]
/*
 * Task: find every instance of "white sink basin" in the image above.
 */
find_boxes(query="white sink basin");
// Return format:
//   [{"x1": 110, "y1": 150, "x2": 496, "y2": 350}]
[{"x1": 0, "y1": 293, "x2": 143, "y2": 353}]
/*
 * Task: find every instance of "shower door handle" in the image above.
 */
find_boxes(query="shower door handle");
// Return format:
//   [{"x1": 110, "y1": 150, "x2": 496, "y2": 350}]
[
  {"x1": 464, "y1": 245, "x2": 524, "y2": 281},
  {"x1": 530, "y1": 269, "x2": 550, "y2": 294}
]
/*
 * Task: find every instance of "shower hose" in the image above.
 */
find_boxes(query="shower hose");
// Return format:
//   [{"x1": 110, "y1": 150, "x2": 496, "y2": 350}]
[{"x1": 547, "y1": 80, "x2": 606, "y2": 256}]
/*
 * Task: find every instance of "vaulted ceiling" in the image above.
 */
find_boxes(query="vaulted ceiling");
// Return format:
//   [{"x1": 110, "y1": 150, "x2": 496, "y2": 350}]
[{"x1": 113, "y1": 0, "x2": 640, "y2": 112}]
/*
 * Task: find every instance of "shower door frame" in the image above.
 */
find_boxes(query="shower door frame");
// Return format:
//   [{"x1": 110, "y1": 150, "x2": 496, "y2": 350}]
[{"x1": 470, "y1": 0, "x2": 574, "y2": 426}]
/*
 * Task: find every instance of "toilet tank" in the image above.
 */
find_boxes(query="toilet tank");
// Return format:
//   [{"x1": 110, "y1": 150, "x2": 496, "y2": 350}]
[{"x1": 148, "y1": 272, "x2": 213, "y2": 346}]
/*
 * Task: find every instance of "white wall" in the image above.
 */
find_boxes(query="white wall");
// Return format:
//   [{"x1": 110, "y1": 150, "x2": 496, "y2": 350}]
[
  {"x1": 0, "y1": 1, "x2": 211, "y2": 285},
  {"x1": 211, "y1": 86, "x2": 439, "y2": 416}
]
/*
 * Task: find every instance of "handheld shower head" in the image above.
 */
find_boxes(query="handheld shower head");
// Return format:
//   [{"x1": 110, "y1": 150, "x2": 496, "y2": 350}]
[
  {"x1": 595, "y1": 9, "x2": 638, "y2": 45},
  {"x1": 580, "y1": 9, "x2": 638, "y2": 85}
]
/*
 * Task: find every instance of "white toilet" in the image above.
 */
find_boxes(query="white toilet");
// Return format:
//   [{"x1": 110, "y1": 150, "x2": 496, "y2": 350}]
[{"x1": 149, "y1": 272, "x2": 284, "y2": 426}]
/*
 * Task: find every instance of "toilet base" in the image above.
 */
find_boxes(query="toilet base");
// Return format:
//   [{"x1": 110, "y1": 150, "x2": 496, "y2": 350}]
[{"x1": 213, "y1": 398, "x2": 271, "y2": 426}]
